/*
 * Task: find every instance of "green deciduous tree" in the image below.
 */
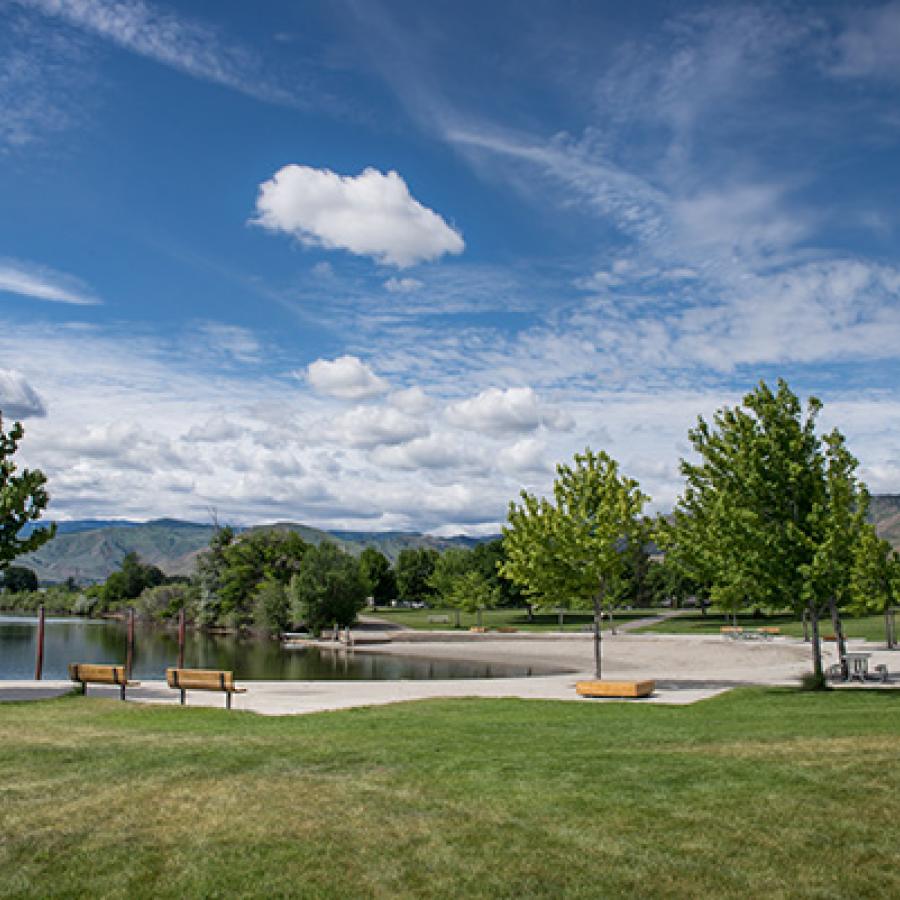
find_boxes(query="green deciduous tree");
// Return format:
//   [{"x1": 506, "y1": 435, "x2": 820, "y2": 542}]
[
  {"x1": 445, "y1": 569, "x2": 499, "y2": 627},
  {"x1": 101, "y1": 552, "x2": 165, "y2": 606},
  {"x1": 1, "y1": 565, "x2": 38, "y2": 593},
  {"x1": 396, "y1": 547, "x2": 439, "y2": 605},
  {"x1": 501, "y1": 448, "x2": 648, "y2": 677},
  {"x1": 358, "y1": 546, "x2": 397, "y2": 606},
  {"x1": 289, "y1": 542, "x2": 368, "y2": 634},
  {"x1": 0, "y1": 414, "x2": 55, "y2": 570},
  {"x1": 660, "y1": 379, "x2": 870, "y2": 686},
  {"x1": 252, "y1": 576, "x2": 290, "y2": 634},
  {"x1": 851, "y1": 526, "x2": 900, "y2": 648}
]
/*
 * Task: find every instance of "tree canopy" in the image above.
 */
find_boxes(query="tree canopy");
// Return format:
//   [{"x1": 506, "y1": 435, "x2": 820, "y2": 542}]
[
  {"x1": 501, "y1": 448, "x2": 647, "y2": 676},
  {"x1": 0, "y1": 414, "x2": 55, "y2": 570}
]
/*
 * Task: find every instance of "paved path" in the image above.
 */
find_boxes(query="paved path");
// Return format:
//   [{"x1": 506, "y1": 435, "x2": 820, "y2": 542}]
[{"x1": 614, "y1": 608, "x2": 690, "y2": 632}]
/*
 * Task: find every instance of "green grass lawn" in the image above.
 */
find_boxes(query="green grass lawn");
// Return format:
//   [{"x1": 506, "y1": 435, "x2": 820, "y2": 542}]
[
  {"x1": 2, "y1": 689, "x2": 900, "y2": 898},
  {"x1": 371, "y1": 606, "x2": 659, "y2": 632},
  {"x1": 635, "y1": 610, "x2": 893, "y2": 643}
]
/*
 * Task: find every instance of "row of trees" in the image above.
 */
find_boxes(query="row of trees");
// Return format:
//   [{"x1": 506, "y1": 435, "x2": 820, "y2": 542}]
[{"x1": 499, "y1": 380, "x2": 900, "y2": 684}]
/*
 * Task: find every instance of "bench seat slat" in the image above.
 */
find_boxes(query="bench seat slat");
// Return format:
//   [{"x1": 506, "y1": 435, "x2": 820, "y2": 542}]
[{"x1": 575, "y1": 680, "x2": 655, "y2": 698}]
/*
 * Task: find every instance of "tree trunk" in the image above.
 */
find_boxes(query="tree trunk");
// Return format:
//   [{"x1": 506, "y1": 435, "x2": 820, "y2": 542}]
[
  {"x1": 809, "y1": 601, "x2": 824, "y2": 685},
  {"x1": 829, "y1": 595, "x2": 848, "y2": 679},
  {"x1": 608, "y1": 605, "x2": 616, "y2": 635},
  {"x1": 454, "y1": 609, "x2": 461, "y2": 629},
  {"x1": 593, "y1": 595, "x2": 602, "y2": 679},
  {"x1": 802, "y1": 608, "x2": 809, "y2": 642},
  {"x1": 526, "y1": 603, "x2": 533, "y2": 623},
  {"x1": 476, "y1": 607, "x2": 483, "y2": 627},
  {"x1": 558, "y1": 608, "x2": 564, "y2": 628}
]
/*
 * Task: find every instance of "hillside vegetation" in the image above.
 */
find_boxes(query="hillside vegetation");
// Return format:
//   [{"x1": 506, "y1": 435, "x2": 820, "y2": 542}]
[{"x1": 19, "y1": 519, "x2": 483, "y2": 584}]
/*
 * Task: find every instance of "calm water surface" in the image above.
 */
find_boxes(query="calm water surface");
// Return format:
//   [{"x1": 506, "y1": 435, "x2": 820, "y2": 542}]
[{"x1": 0, "y1": 614, "x2": 538, "y2": 681}]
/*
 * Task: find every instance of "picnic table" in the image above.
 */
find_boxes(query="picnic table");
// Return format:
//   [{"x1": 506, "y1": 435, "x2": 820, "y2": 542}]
[{"x1": 843, "y1": 652, "x2": 871, "y2": 683}]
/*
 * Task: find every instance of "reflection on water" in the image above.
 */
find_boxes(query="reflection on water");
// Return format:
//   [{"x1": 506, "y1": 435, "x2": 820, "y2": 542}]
[{"x1": 0, "y1": 615, "x2": 537, "y2": 681}]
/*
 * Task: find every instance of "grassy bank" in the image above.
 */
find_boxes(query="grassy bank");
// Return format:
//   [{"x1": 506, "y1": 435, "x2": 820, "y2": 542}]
[
  {"x1": 635, "y1": 610, "x2": 892, "y2": 643},
  {"x1": 371, "y1": 606, "x2": 659, "y2": 632},
  {"x1": 2, "y1": 689, "x2": 900, "y2": 898}
]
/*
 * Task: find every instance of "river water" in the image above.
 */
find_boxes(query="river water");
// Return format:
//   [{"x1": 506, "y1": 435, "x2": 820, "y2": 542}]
[{"x1": 0, "y1": 614, "x2": 535, "y2": 681}]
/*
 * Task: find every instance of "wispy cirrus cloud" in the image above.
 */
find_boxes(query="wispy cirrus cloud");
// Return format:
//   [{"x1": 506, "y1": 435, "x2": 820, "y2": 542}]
[
  {"x1": 20, "y1": 0, "x2": 297, "y2": 105},
  {"x1": 0, "y1": 259, "x2": 100, "y2": 305}
]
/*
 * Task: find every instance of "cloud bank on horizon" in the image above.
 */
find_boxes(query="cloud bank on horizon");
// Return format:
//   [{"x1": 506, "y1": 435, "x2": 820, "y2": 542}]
[{"x1": 1, "y1": 0, "x2": 899, "y2": 533}]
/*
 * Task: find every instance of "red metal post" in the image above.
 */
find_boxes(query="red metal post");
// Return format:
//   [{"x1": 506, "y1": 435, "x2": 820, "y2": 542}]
[
  {"x1": 177, "y1": 607, "x2": 186, "y2": 669},
  {"x1": 34, "y1": 604, "x2": 45, "y2": 680},
  {"x1": 126, "y1": 607, "x2": 135, "y2": 679}
]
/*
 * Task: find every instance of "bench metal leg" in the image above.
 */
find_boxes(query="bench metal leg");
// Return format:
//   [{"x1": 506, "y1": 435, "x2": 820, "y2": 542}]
[
  {"x1": 226, "y1": 691, "x2": 232, "y2": 711},
  {"x1": 120, "y1": 683, "x2": 126, "y2": 701},
  {"x1": 180, "y1": 689, "x2": 186, "y2": 706},
  {"x1": 80, "y1": 682, "x2": 87, "y2": 696}
]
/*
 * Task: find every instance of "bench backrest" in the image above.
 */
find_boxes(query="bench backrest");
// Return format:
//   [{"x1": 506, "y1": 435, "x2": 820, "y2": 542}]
[
  {"x1": 69, "y1": 663, "x2": 127, "y2": 685},
  {"x1": 166, "y1": 668, "x2": 237, "y2": 691}
]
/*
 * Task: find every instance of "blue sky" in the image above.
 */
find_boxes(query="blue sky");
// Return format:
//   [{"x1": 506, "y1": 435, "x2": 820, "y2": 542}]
[{"x1": 1, "y1": 0, "x2": 899, "y2": 532}]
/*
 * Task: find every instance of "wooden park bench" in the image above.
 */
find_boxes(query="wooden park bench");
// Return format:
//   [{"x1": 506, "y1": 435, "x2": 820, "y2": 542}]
[
  {"x1": 166, "y1": 668, "x2": 246, "y2": 710},
  {"x1": 576, "y1": 680, "x2": 655, "y2": 699},
  {"x1": 720, "y1": 627, "x2": 743, "y2": 639},
  {"x1": 69, "y1": 663, "x2": 139, "y2": 701},
  {"x1": 757, "y1": 627, "x2": 781, "y2": 638}
]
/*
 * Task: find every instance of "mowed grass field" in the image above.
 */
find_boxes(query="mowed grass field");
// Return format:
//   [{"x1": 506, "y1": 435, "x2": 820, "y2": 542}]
[
  {"x1": 371, "y1": 606, "x2": 658, "y2": 631},
  {"x1": 2, "y1": 690, "x2": 900, "y2": 898},
  {"x1": 635, "y1": 610, "x2": 892, "y2": 643}
]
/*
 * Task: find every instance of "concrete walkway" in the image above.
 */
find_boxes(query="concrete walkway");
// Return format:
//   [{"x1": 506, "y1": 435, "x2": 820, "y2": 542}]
[{"x1": 4, "y1": 633, "x2": 890, "y2": 715}]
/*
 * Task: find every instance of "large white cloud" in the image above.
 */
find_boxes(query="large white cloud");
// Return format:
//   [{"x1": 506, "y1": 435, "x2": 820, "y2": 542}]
[
  {"x1": 0, "y1": 369, "x2": 47, "y2": 419},
  {"x1": 305, "y1": 355, "x2": 388, "y2": 400},
  {"x1": 446, "y1": 387, "x2": 573, "y2": 435},
  {"x1": 253, "y1": 165, "x2": 464, "y2": 267}
]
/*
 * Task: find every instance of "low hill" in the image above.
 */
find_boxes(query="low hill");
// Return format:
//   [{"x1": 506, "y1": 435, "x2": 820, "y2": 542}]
[
  {"x1": 19, "y1": 519, "x2": 493, "y2": 584},
  {"x1": 870, "y1": 494, "x2": 900, "y2": 549}
]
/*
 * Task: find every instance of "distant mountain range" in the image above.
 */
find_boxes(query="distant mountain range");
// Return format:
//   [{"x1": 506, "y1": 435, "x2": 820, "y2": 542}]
[
  {"x1": 17, "y1": 494, "x2": 900, "y2": 585},
  {"x1": 19, "y1": 518, "x2": 488, "y2": 584}
]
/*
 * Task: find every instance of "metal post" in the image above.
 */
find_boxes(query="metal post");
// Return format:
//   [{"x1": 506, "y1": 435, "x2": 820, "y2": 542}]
[
  {"x1": 34, "y1": 604, "x2": 45, "y2": 680},
  {"x1": 177, "y1": 607, "x2": 186, "y2": 669},
  {"x1": 126, "y1": 607, "x2": 135, "y2": 679}
]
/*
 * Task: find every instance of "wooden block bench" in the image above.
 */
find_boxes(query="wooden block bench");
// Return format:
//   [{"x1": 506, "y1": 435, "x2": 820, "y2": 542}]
[
  {"x1": 166, "y1": 668, "x2": 246, "y2": 710},
  {"x1": 720, "y1": 627, "x2": 743, "y2": 639},
  {"x1": 757, "y1": 627, "x2": 781, "y2": 636},
  {"x1": 575, "y1": 680, "x2": 655, "y2": 699},
  {"x1": 69, "y1": 664, "x2": 139, "y2": 701}
]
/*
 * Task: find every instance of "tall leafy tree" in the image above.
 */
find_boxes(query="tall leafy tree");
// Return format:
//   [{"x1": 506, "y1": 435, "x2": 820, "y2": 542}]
[
  {"x1": 196, "y1": 525, "x2": 234, "y2": 626},
  {"x1": 501, "y1": 449, "x2": 648, "y2": 677},
  {"x1": 851, "y1": 525, "x2": 900, "y2": 648},
  {"x1": 661, "y1": 379, "x2": 869, "y2": 686},
  {"x1": 445, "y1": 569, "x2": 500, "y2": 627},
  {"x1": 289, "y1": 542, "x2": 367, "y2": 634},
  {"x1": 1, "y1": 565, "x2": 38, "y2": 593},
  {"x1": 396, "y1": 547, "x2": 439, "y2": 604},
  {"x1": 358, "y1": 546, "x2": 397, "y2": 606},
  {"x1": 0, "y1": 414, "x2": 56, "y2": 570}
]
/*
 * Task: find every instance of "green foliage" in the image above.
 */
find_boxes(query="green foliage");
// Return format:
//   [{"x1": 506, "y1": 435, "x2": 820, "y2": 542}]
[
  {"x1": 100, "y1": 552, "x2": 165, "y2": 606},
  {"x1": 469, "y1": 538, "x2": 521, "y2": 606},
  {"x1": 660, "y1": 379, "x2": 872, "y2": 678},
  {"x1": 289, "y1": 542, "x2": 368, "y2": 633},
  {"x1": 358, "y1": 546, "x2": 397, "y2": 604},
  {"x1": 0, "y1": 413, "x2": 56, "y2": 569},
  {"x1": 850, "y1": 525, "x2": 900, "y2": 615},
  {"x1": 217, "y1": 529, "x2": 308, "y2": 626},
  {"x1": 501, "y1": 448, "x2": 648, "y2": 612},
  {"x1": 445, "y1": 569, "x2": 500, "y2": 614},
  {"x1": 196, "y1": 525, "x2": 234, "y2": 626},
  {"x1": 396, "y1": 547, "x2": 439, "y2": 604},
  {"x1": 252, "y1": 576, "x2": 290, "y2": 634},
  {"x1": 135, "y1": 583, "x2": 191, "y2": 621},
  {"x1": 1, "y1": 565, "x2": 38, "y2": 593},
  {"x1": 428, "y1": 547, "x2": 473, "y2": 600}
]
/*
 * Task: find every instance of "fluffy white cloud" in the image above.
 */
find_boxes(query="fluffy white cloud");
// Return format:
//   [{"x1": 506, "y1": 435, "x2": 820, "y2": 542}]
[
  {"x1": 253, "y1": 165, "x2": 464, "y2": 267},
  {"x1": 305, "y1": 355, "x2": 388, "y2": 400},
  {"x1": 446, "y1": 387, "x2": 573, "y2": 435},
  {"x1": 0, "y1": 259, "x2": 99, "y2": 305},
  {"x1": 325, "y1": 405, "x2": 428, "y2": 449},
  {"x1": 0, "y1": 369, "x2": 46, "y2": 419}
]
